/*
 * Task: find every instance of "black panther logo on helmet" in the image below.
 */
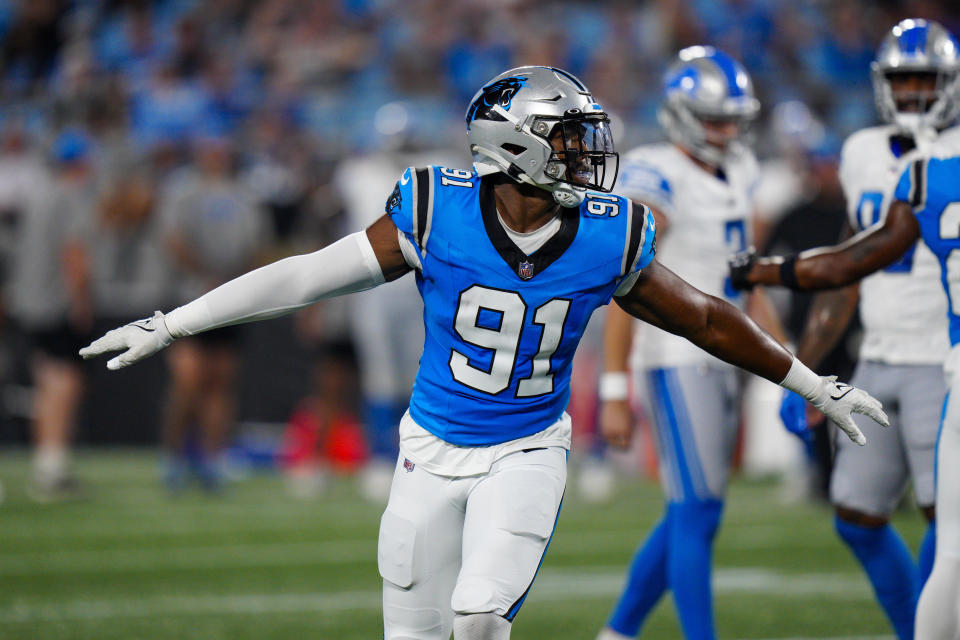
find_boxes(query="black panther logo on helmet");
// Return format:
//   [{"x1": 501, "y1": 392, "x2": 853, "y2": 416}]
[
  {"x1": 466, "y1": 76, "x2": 528, "y2": 125},
  {"x1": 385, "y1": 181, "x2": 402, "y2": 216}
]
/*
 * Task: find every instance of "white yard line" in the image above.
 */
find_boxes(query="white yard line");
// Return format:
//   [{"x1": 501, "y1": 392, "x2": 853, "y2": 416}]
[
  {"x1": 0, "y1": 525, "x2": 844, "y2": 575},
  {"x1": 0, "y1": 567, "x2": 873, "y2": 624}
]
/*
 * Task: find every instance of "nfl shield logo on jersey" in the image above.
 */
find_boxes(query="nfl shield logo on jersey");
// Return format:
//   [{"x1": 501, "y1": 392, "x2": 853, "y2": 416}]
[
  {"x1": 518, "y1": 261, "x2": 534, "y2": 280},
  {"x1": 403, "y1": 458, "x2": 415, "y2": 473}
]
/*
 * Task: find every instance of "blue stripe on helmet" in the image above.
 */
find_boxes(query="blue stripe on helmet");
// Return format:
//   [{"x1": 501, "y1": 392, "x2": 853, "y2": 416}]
[
  {"x1": 664, "y1": 65, "x2": 701, "y2": 97},
  {"x1": 898, "y1": 21, "x2": 931, "y2": 55},
  {"x1": 705, "y1": 50, "x2": 745, "y2": 98}
]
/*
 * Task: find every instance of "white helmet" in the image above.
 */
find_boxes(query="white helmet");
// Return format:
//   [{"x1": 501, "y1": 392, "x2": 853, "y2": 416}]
[
  {"x1": 466, "y1": 66, "x2": 618, "y2": 207},
  {"x1": 871, "y1": 18, "x2": 960, "y2": 135},
  {"x1": 658, "y1": 46, "x2": 759, "y2": 166}
]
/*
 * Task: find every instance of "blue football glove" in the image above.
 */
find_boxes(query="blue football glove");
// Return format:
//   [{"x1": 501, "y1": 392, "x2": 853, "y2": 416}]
[{"x1": 779, "y1": 389, "x2": 810, "y2": 443}]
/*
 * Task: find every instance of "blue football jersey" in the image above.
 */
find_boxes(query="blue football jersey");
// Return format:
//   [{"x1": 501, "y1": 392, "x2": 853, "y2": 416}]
[
  {"x1": 385, "y1": 165, "x2": 656, "y2": 446},
  {"x1": 895, "y1": 156, "x2": 960, "y2": 346}
]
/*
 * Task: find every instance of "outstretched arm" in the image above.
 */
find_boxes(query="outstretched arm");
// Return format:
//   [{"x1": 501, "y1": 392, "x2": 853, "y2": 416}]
[
  {"x1": 618, "y1": 260, "x2": 794, "y2": 382},
  {"x1": 740, "y1": 201, "x2": 921, "y2": 291},
  {"x1": 616, "y1": 260, "x2": 888, "y2": 443},
  {"x1": 81, "y1": 215, "x2": 412, "y2": 369},
  {"x1": 792, "y1": 220, "x2": 860, "y2": 370}
]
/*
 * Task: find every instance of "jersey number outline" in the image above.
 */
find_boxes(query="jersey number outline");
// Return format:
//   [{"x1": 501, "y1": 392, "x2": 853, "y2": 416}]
[
  {"x1": 585, "y1": 193, "x2": 621, "y2": 217},
  {"x1": 857, "y1": 191, "x2": 916, "y2": 273},
  {"x1": 940, "y1": 202, "x2": 960, "y2": 315},
  {"x1": 449, "y1": 284, "x2": 571, "y2": 397},
  {"x1": 439, "y1": 167, "x2": 473, "y2": 188},
  {"x1": 723, "y1": 219, "x2": 747, "y2": 298}
]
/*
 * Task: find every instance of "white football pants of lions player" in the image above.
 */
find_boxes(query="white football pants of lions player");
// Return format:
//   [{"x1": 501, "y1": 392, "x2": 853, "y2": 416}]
[
  {"x1": 378, "y1": 446, "x2": 566, "y2": 640},
  {"x1": 916, "y1": 348, "x2": 960, "y2": 640}
]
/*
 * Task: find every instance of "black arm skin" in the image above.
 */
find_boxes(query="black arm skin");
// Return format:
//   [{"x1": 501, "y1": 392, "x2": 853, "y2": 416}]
[
  {"x1": 617, "y1": 259, "x2": 794, "y2": 383},
  {"x1": 366, "y1": 214, "x2": 414, "y2": 282},
  {"x1": 794, "y1": 220, "x2": 860, "y2": 370},
  {"x1": 749, "y1": 200, "x2": 922, "y2": 291}
]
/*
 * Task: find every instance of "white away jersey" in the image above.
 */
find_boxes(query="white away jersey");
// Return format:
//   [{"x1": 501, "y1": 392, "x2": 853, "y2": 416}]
[
  {"x1": 617, "y1": 143, "x2": 759, "y2": 368},
  {"x1": 838, "y1": 125, "x2": 960, "y2": 365}
]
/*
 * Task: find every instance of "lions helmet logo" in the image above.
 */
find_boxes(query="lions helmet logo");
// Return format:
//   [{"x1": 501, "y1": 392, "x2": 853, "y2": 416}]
[{"x1": 466, "y1": 76, "x2": 528, "y2": 125}]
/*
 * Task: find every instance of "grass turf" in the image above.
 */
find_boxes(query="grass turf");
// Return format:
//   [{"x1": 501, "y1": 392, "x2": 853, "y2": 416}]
[{"x1": 0, "y1": 449, "x2": 920, "y2": 639}]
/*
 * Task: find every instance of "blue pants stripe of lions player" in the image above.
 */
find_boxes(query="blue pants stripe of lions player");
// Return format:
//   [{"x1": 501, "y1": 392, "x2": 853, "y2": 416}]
[{"x1": 605, "y1": 366, "x2": 735, "y2": 640}]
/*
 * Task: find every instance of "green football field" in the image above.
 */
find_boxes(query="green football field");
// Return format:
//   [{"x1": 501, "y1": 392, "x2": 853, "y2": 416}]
[{"x1": 0, "y1": 450, "x2": 919, "y2": 639}]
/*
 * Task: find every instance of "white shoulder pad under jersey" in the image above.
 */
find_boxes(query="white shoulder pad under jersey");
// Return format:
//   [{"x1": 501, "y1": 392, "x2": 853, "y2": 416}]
[
  {"x1": 620, "y1": 143, "x2": 759, "y2": 369},
  {"x1": 838, "y1": 125, "x2": 960, "y2": 365}
]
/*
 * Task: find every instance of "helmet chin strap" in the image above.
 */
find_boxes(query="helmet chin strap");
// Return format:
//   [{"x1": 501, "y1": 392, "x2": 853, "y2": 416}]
[{"x1": 472, "y1": 139, "x2": 587, "y2": 207}]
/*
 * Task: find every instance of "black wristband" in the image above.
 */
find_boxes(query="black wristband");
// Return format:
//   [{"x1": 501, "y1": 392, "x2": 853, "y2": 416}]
[{"x1": 779, "y1": 255, "x2": 801, "y2": 290}]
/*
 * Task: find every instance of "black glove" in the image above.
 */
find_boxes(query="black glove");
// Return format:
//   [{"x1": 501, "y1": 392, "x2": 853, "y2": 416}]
[{"x1": 728, "y1": 247, "x2": 757, "y2": 291}]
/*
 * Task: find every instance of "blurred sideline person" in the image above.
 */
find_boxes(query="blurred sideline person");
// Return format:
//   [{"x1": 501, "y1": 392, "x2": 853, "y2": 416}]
[
  {"x1": 778, "y1": 20, "x2": 960, "y2": 639},
  {"x1": 158, "y1": 137, "x2": 269, "y2": 491},
  {"x1": 333, "y1": 102, "x2": 463, "y2": 501},
  {"x1": 82, "y1": 67, "x2": 886, "y2": 640},
  {"x1": 5, "y1": 130, "x2": 97, "y2": 500},
  {"x1": 596, "y1": 48, "x2": 787, "y2": 640},
  {"x1": 730, "y1": 151, "x2": 960, "y2": 640},
  {"x1": 86, "y1": 166, "x2": 172, "y2": 445}
]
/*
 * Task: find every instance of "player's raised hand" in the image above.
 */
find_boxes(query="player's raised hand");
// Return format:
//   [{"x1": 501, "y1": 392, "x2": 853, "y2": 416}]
[
  {"x1": 600, "y1": 400, "x2": 634, "y2": 450},
  {"x1": 79, "y1": 310, "x2": 175, "y2": 370},
  {"x1": 808, "y1": 376, "x2": 889, "y2": 446}
]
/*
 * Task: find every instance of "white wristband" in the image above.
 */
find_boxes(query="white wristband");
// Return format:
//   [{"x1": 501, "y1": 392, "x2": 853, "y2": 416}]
[
  {"x1": 779, "y1": 357, "x2": 822, "y2": 403},
  {"x1": 599, "y1": 372, "x2": 629, "y2": 401}
]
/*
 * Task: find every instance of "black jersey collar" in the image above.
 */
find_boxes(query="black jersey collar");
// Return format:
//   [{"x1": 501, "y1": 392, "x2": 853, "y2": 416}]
[{"x1": 479, "y1": 177, "x2": 580, "y2": 281}]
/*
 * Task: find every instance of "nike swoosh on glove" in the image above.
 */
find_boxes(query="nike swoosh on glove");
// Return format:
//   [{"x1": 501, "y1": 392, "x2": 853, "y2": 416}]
[
  {"x1": 79, "y1": 310, "x2": 174, "y2": 370},
  {"x1": 809, "y1": 376, "x2": 889, "y2": 446}
]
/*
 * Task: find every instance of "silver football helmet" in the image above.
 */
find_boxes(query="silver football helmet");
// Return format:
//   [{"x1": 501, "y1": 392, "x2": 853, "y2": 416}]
[
  {"x1": 658, "y1": 46, "x2": 760, "y2": 166},
  {"x1": 466, "y1": 66, "x2": 618, "y2": 207},
  {"x1": 872, "y1": 19, "x2": 960, "y2": 134}
]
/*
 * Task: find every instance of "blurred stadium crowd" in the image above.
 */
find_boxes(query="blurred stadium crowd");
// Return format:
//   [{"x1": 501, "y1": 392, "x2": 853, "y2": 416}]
[{"x1": 0, "y1": 0, "x2": 954, "y2": 495}]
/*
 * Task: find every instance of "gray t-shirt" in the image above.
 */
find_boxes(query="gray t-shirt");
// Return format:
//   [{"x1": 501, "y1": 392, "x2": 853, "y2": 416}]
[
  {"x1": 6, "y1": 176, "x2": 96, "y2": 328},
  {"x1": 89, "y1": 213, "x2": 172, "y2": 318},
  {"x1": 160, "y1": 174, "x2": 268, "y2": 303}
]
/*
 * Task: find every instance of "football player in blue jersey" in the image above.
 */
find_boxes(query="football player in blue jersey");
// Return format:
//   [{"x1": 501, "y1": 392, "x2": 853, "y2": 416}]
[
  {"x1": 731, "y1": 152, "x2": 960, "y2": 640},
  {"x1": 768, "y1": 20, "x2": 960, "y2": 640},
  {"x1": 82, "y1": 66, "x2": 887, "y2": 640}
]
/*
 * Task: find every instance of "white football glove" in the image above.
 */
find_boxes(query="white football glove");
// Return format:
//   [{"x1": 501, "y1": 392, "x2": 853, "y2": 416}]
[
  {"x1": 809, "y1": 376, "x2": 889, "y2": 445},
  {"x1": 79, "y1": 310, "x2": 175, "y2": 370}
]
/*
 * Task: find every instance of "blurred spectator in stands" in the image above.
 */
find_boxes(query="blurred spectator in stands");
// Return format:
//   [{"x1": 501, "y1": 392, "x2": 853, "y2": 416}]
[
  {"x1": 242, "y1": 108, "x2": 314, "y2": 247},
  {"x1": 4, "y1": 128, "x2": 95, "y2": 500},
  {"x1": 753, "y1": 100, "x2": 830, "y2": 251},
  {"x1": 1, "y1": 0, "x2": 65, "y2": 95},
  {"x1": 158, "y1": 136, "x2": 269, "y2": 492}
]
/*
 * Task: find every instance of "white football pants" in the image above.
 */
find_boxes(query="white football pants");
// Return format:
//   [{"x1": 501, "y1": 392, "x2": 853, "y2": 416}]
[
  {"x1": 378, "y1": 446, "x2": 566, "y2": 640},
  {"x1": 916, "y1": 348, "x2": 960, "y2": 640}
]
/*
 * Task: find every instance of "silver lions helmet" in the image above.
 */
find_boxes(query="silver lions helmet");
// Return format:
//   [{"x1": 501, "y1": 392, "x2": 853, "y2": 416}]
[
  {"x1": 466, "y1": 66, "x2": 618, "y2": 207},
  {"x1": 871, "y1": 18, "x2": 960, "y2": 134},
  {"x1": 658, "y1": 46, "x2": 760, "y2": 166}
]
